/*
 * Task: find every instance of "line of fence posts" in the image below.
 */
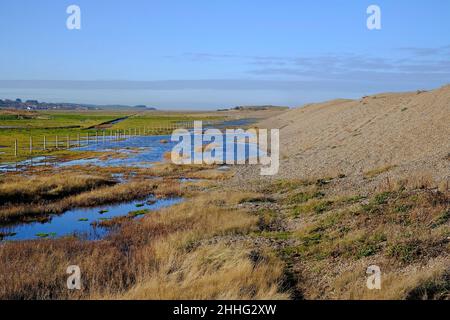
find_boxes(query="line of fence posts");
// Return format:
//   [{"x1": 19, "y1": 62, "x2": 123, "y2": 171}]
[{"x1": 10, "y1": 120, "x2": 208, "y2": 160}]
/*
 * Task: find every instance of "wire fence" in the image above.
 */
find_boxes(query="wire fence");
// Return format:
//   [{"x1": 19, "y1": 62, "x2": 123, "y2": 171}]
[{"x1": 6, "y1": 120, "x2": 218, "y2": 161}]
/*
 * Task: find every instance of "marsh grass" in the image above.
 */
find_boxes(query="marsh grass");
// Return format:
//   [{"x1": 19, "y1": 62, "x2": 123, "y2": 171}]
[
  {"x1": 0, "y1": 173, "x2": 115, "y2": 205},
  {"x1": 0, "y1": 192, "x2": 288, "y2": 300},
  {"x1": 0, "y1": 162, "x2": 224, "y2": 224},
  {"x1": 64, "y1": 162, "x2": 231, "y2": 181},
  {"x1": 2, "y1": 160, "x2": 448, "y2": 300},
  {"x1": 0, "y1": 175, "x2": 184, "y2": 223},
  {"x1": 91, "y1": 216, "x2": 128, "y2": 228}
]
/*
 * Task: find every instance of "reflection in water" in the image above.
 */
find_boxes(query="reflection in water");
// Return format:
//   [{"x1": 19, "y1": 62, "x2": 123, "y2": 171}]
[
  {"x1": 0, "y1": 197, "x2": 182, "y2": 241},
  {"x1": 0, "y1": 119, "x2": 261, "y2": 241}
]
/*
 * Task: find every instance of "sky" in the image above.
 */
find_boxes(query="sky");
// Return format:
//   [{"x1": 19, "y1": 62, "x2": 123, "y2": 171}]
[{"x1": 0, "y1": 0, "x2": 449, "y2": 109}]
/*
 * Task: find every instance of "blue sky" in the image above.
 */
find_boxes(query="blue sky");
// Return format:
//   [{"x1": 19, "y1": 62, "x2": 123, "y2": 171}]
[{"x1": 0, "y1": 0, "x2": 449, "y2": 109}]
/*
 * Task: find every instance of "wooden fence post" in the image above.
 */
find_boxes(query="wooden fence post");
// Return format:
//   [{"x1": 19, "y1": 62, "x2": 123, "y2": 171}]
[
  {"x1": 55, "y1": 135, "x2": 59, "y2": 149},
  {"x1": 14, "y1": 139, "x2": 18, "y2": 157},
  {"x1": 29, "y1": 136, "x2": 32, "y2": 154},
  {"x1": 43, "y1": 136, "x2": 46, "y2": 150}
]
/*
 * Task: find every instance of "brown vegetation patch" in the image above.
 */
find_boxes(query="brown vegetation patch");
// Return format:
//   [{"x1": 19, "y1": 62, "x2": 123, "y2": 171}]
[
  {"x1": 0, "y1": 173, "x2": 115, "y2": 206},
  {"x1": 0, "y1": 192, "x2": 288, "y2": 300},
  {"x1": 0, "y1": 177, "x2": 185, "y2": 224},
  {"x1": 250, "y1": 176, "x2": 450, "y2": 299}
]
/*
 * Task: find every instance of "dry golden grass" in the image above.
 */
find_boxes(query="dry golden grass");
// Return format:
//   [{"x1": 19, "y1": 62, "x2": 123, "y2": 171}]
[
  {"x1": 363, "y1": 165, "x2": 396, "y2": 179},
  {"x1": 0, "y1": 162, "x2": 227, "y2": 224},
  {"x1": 385, "y1": 172, "x2": 439, "y2": 192},
  {"x1": 153, "y1": 180, "x2": 183, "y2": 198},
  {"x1": 144, "y1": 162, "x2": 232, "y2": 180},
  {"x1": 0, "y1": 180, "x2": 133, "y2": 222},
  {"x1": 0, "y1": 191, "x2": 288, "y2": 300},
  {"x1": 0, "y1": 173, "x2": 115, "y2": 206},
  {"x1": 116, "y1": 244, "x2": 286, "y2": 300},
  {"x1": 4, "y1": 157, "x2": 448, "y2": 300},
  {"x1": 185, "y1": 168, "x2": 232, "y2": 181},
  {"x1": 336, "y1": 257, "x2": 450, "y2": 300},
  {"x1": 56, "y1": 162, "x2": 231, "y2": 181},
  {"x1": 91, "y1": 215, "x2": 129, "y2": 229},
  {"x1": 0, "y1": 177, "x2": 184, "y2": 223}
]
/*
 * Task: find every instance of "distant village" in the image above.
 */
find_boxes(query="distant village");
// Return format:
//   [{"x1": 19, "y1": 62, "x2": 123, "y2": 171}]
[{"x1": 0, "y1": 98, "x2": 156, "y2": 111}]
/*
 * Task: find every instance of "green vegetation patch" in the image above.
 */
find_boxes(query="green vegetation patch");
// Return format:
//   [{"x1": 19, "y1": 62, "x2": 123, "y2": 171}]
[
  {"x1": 285, "y1": 190, "x2": 325, "y2": 205},
  {"x1": 387, "y1": 241, "x2": 421, "y2": 263},
  {"x1": 35, "y1": 232, "x2": 57, "y2": 238},
  {"x1": 360, "y1": 191, "x2": 394, "y2": 214},
  {"x1": 292, "y1": 199, "x2": 334, "y2": 217},
  {"x1": 432, "y1": 210, "x2": 450, "y2": 228},
  {"x1": 239, "y1": 195, "x2": 275, "y2": 204},
  {"x1": 128, "y1": 209, "x2": 150, "y2": 217}
]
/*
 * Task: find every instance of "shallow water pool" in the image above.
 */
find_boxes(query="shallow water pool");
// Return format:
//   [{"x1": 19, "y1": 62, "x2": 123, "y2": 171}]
[{"x1": 0, "y1": 196, "x2": 182, "y2": 241}]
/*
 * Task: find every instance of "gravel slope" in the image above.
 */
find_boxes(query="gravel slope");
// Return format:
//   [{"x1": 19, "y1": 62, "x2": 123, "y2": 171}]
[{"x1": 231, "y1": 85, "x2": 450, "y2": 192}]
